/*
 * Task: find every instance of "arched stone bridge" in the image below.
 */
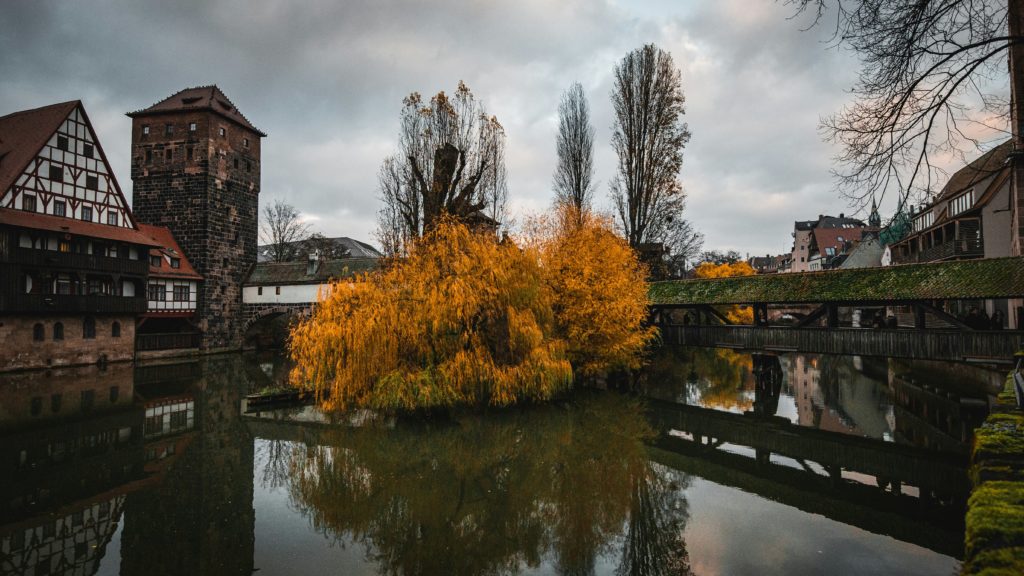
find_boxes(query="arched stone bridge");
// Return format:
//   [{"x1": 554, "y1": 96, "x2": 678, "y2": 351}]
[{"x1": 242, "y1": 303, "x2": 315, "y2": 333}]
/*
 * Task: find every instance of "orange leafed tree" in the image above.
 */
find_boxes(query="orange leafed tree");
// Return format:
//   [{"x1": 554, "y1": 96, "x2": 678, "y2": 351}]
[
  {"x1": 289, "y1": 218, "x2": 572, "y2": 412},
  {"x1": 532, "y1": 206, "x2": 657, "y2": 377},
  {"x1": 693, "y1": 260, "x2": 756, "y2": 324}
]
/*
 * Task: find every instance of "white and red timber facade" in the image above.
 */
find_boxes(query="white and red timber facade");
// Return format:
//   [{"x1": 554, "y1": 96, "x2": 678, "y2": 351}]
[
  {"x1": 0, "y1": 101, "x2": 157, "y2": 371},
  {"x1": 0, "y1": 85, "x2": 262, "y2": 371}
]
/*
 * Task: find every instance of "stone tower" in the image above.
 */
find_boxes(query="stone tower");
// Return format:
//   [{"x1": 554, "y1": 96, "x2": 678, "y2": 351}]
[{"x1": 129, "y1": 86, "x2": 265, "y2": 350}]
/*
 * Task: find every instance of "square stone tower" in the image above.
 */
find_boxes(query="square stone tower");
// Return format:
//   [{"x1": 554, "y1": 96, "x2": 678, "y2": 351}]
[{"x1": 128, "y1": 86, "x2": 265, "y2": 350}]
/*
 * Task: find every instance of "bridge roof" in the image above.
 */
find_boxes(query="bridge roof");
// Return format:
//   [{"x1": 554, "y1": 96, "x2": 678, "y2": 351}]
[
  {"x1": 649, "y1": 256, "x2": 1024, "y2": 305},
  {"x1": 245, "y1": 258, "x2": 379, "y2": 286}
]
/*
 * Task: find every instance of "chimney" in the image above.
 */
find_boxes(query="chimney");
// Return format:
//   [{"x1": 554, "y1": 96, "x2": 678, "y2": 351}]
[{"x1": 307, "y1": 249, "x2": 320, "y2": 276}]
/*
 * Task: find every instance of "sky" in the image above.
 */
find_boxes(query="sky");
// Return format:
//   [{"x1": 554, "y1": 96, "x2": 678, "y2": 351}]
[{"x1": 1, "y1": 0, "x2": 877, "y2": 257}]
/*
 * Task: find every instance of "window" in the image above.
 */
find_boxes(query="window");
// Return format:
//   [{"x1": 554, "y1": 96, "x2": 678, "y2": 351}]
[
  {"x1": 233, "y1": 158, "x2": 239, "y2": 169},
  {"x1": 825, "y1": 247, "x2": 836, "y2": 256},
  {"x1": 219, "y1": 127, "x2": 226, "y2": 137},
  {"x1": 148, "y1": 284, "x2": 165, "y2": 301},
  {"x1": 109, "y1": 386, "x2": 119, "y2": 402},
  {"x1": 23, "y1": 194, "x2": 36, "y2": 212},
  {"x1": 57, "y1": 135, "x2": 68, "y2": 151},
  {"x1": 51, "y1": 394, "x2": 62, "y2": 413},
  {"x1": 58, "y1": 240, "x2": 70, "y2": 253},
  {"x1": 49, "y1": 164, "x2": 63, "y2": 182},
  {"x1": 33, "y1": 323, "x2": 44, "y2": 342},
  {"x1": 83, "y1": 317, "x2": 96, "y2": 339},
  {"x1": 275, "y1": 286, "x2": 281, "y2": 295},
  {"x1": 243, "y1": 137, "x2": 249, "y2": 148},
  {"x1": 55, "y1": 275, "x2": 72, "y2": 294},
  {"x1": 165, "y1": 124, "x2": 174, "y2": 136},
  {"x1": 913, "y1": 211, "x2": 935, "y2": 232},
  {"x1": 189, "y1": 122, "x2": 197, "y2": 132},
  {"x1": 151, "y1": 255, "x2": 162, "y2": 267},
  {"x1": 951, "y1": 189, "x2": 975, "y2": 216},
  {"x1": 86, "y1": 175, "x2": 98, "y2": 190},
  {"x1": 257, "y1": 286, "x2": 263, "y2": 295},
  {"x1": 145, "y1": 149, "x2": 153, "y2": 164},
  {"x1": 165, "y1": 148, "x2": 172, "y2": 161},
  {"x1": 31, "y1": 397, "x2": 42, "y2": 417},
  {"x1": 170, "y1": 258, "x2": 180, "y2": 269},
  {"x1": 837, "y1": 236, "x2": 844, "y2": 243},
  {"x1": 173, "y1": 285, "x2": 189, "y2": 301},
  {"x1": 81, "y1": 389, "x2": 94, "y2": 411},
  {"x1": 81, "y1": 206, "x2": 92, "y2": 221},
  {"x1": 53, "y1": 322, "x2": 64, "y2": 341},
  {"x1": 107, "y1": 211, "x2": 118, "y2": 226},
  {"x1": 246, "y1": 160, "x2": 251, "y2": 172},
  {"x1": 83, "y1": 143, "x2": 93, "y2": 158},
  {"x1": 53, "y1": 201, "x2": 66, "y2": 217},
  {"x1": 142, "y1": 125, "x2": 150, "y2": 136},
  {"x1": 111, "y1": 321, "x2": 121, "y2": 338},
  {"x1": 187, "y1": 146, "x2": 193, "y2": 160}
]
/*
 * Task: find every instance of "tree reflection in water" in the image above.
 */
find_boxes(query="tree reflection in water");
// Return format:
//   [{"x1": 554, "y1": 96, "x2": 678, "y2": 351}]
[
  {"x1": 280, "y1": 394, "x2": 692, "y2": 575},
  {"x1": 641, "y1": 346, "x2": 755, "y2": 411}
]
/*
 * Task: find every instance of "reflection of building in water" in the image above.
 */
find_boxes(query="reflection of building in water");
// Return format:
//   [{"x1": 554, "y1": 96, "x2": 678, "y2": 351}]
[
  {"x1": 781, "y1": 354, "x2": 895, "y2": 441},
  {"x1": 0, "y1": 496, "x2": 125, "y2": 576},
  {"x1": 0, "y1": 363, "x2": 143, "y2": 576},
  {"x1": 121, "y1": 355, "x2": 254, "y2": 576},
  {"x1": 888, "y1": 373, "x2": 989, "y2": 453}
]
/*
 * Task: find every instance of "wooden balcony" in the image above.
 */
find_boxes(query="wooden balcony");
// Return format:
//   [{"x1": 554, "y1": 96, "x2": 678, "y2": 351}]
[
  {"x1": 0, "y1": 293, "x2": 148, "y2": 314},
  {"x1": 6, "y1": 247, "x2": 148, "y2": 276},
  {"x1": 892, "y1": 236, "x2": 984, "y2": 264}
]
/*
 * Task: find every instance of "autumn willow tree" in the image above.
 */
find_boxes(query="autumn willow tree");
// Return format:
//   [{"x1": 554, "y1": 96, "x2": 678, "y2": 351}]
[
  {"x1": 290, "y1": 209, "x2": 654, "y2": 412},
  {"x1": 376, "y1": 82, "x2": 508, "y2": 256}
]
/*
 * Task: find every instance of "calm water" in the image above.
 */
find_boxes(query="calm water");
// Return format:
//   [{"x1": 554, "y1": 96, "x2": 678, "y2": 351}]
[{"x1": 0, "y1": 348, "x2": 1003, "y2": 575}]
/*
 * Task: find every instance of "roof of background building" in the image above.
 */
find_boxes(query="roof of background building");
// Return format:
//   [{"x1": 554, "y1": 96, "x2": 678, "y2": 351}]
[
  {"x1": 245, "y1": 258, "x2": 380, "y2": 286},
  {"x1": 935, "y1": 140, "x2": 1012, "y2": 203},
  {"x1": 0, "y1": 100, "x2": 79, "y2": 196},
  {"x1": 138, "y1": 224, "x2": 202, "y2": 280},
  {"x1": 838, "y1": 236, "x2": 884, "y2": 269},
  {"x1": 649, "y1": 256, "x2": 1024, "y2": 305},
  {"x1": 128, "y1": 85, "x2": 266, "y2": 137},
  {"x1": 0, "y1": 208, "x2": 158, "y2": 246},
  {"x1": 257, "y1": 236, "x2": 383, "y2": 262}
]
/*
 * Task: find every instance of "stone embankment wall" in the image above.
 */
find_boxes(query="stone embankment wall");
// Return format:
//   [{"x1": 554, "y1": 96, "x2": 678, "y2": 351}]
[{"x1": 962, "y1": 357, "x2": 1024, "y2": 574}]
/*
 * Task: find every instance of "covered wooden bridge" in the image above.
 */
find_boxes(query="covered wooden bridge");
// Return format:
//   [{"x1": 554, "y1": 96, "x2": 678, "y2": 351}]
[{"x1": 648, "y1": 257, "x2": 1024, "y2": 362}]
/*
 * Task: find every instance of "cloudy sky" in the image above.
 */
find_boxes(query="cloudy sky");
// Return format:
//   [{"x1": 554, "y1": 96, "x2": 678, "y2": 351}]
[{"x1": 1, "y1": 0, "x2": 874, "y2": 256}]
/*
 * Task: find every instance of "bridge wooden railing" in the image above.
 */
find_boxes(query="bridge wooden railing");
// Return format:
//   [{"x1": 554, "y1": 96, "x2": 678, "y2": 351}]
[{"x1": 659, "y1": 324, "x2": 1024, "y2": 362}]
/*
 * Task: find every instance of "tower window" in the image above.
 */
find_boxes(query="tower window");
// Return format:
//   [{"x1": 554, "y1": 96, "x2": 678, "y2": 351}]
[
  {"x1": 165, "y1": 148, "x2": 172, "y2": 161},
  {"x1": 23, "y1": 194, "x2": 36, "y2": 212},
  {"x1": 53, "y1": 200, "x2": 66, "y2": 217},
  {"x1": 187, "y1": 147, "x2": 193, "y2": 160},
  {"x1": 57, "y1": 135, "x2": 69, "y2": 151},
  {"x1": 53, "y1": 322, "x2": 64, "y2": 341},
  {"x1": 86, "y1": 175, "x2": 98, "y2": 190},
  {"x1": 165, "y1": 124, "x2": 174, "y2": 136},
  {"x1": 49, "y1": 165, "x2": 63, "y2": 182},
  {"x1": 233, "y1": 158, "x2": 239, "y2": 169},
  {"x1": 81, "y1": 206, "x2": 92, "y2": 222},
  {"x1": 83, "y1": 143, "x2": 93, "y2": 158},
  {"x1": 189, "y1": 122, "x2": 197, "y2": 132},
  {"x1": 145, "y1": 149, "x2": 153, "y2": 164},
  {"x1": 219, "y1": 127, "x2": 226, "y2": 137},
  {"x1": 33, "y1": 323, "x2": 44, "y2": 342},
  {"x1": 243, "y1": 137, "x2": 249, "y2": 148},
  {"x1": 142, "y1": 125, "x2": 150, "y2": 136},
  {"x1": 246, "y1": 160, "x2": 251, "y2": 172}
]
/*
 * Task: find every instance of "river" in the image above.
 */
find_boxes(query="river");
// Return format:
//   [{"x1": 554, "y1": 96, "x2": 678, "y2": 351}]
[{"x1": 0, "y1": 346, "x2": 1003, "y2": 575}]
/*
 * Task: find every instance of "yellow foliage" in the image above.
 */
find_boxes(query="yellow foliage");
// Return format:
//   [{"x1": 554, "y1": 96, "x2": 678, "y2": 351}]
[
  {"x1": 289, "y1": 217, "x2": 573, "y2": 412},
  {"x1": 531, "y1": 206, "x2": 657, "y2": 376},
  {"x1": 694, "y1": 260, "x2": 756, "y2": 324}
]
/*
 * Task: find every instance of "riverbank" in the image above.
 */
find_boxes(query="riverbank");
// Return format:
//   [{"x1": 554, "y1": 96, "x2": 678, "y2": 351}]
[{"x1": 963, "y1": 359, "x2": 1024, "y2": 574}]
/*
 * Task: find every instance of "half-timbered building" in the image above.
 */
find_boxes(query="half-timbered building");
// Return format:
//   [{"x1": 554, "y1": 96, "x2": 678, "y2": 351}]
[
  {"x1": 136, "y1": 224, "x2": 203, "y2": 352},
  {"x1": 0, "y1": 101, "x2": 157, "y2": 370}
]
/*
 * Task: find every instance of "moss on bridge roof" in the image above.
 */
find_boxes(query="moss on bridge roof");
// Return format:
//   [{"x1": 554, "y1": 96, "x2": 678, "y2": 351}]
[{"x1": 649, "y1": 257, "x2": 1024, "y2": 305}]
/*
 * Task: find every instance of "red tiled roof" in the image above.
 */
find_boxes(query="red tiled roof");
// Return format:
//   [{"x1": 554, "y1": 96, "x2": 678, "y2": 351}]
[
  {"x1": 128, "y1": 85, "x2": 266, "y2": 137},
  {"x1": 0, "y1": 207, "x2": 160, "y2": 246},
  {"x1": 0, "y1": 101, "x2": 79, "y2": 196},
  {"x1": 812, "y1": 227, "x2": 871, "y2": 255},
  {"x1": 138, "y1": 223, "x2": 203, "y2": 280}
]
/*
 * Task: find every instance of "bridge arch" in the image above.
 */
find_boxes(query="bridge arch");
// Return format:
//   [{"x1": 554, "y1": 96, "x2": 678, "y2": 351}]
[{"x1": 242, "y1": 303, "x2": 314, "y2": 348}]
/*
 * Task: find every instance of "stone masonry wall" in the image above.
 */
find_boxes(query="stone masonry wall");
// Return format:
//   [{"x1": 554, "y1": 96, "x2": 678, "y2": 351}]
[
  {"x1": 130, "y1": 110, "x2": 260, "y2": 350},
  {"x1": 0, "y1": 315, "x2": 135, "y2": 371}
]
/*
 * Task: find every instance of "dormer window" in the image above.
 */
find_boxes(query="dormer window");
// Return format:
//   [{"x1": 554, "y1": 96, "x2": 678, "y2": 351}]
[
  {"x1": 151, "y1": 255, "x2": 161, "y2": 267},
  {"x1": 170, "y1": 258, "x2": 180, "y2": 269},
  {"x1": 950, "y1": 189, "x2": 974, "y2": 216}
]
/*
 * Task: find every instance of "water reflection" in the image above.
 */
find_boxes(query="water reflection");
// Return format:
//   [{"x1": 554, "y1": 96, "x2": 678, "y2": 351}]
[
  {"x1": 640, "y1": 346, "x2": 995, "y2": 451},
  {"x1": 281, "y1": 394, "x2": 692, "y2": 576}
]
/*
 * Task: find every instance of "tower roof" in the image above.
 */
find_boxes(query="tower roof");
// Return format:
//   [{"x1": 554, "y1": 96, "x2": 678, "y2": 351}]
[
  {"x1": 0, "y1": 100, "x2": 80, "y2": 195},
  {"x1": 128, "y1": 85, "x2": 266, "y2": 137}
]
